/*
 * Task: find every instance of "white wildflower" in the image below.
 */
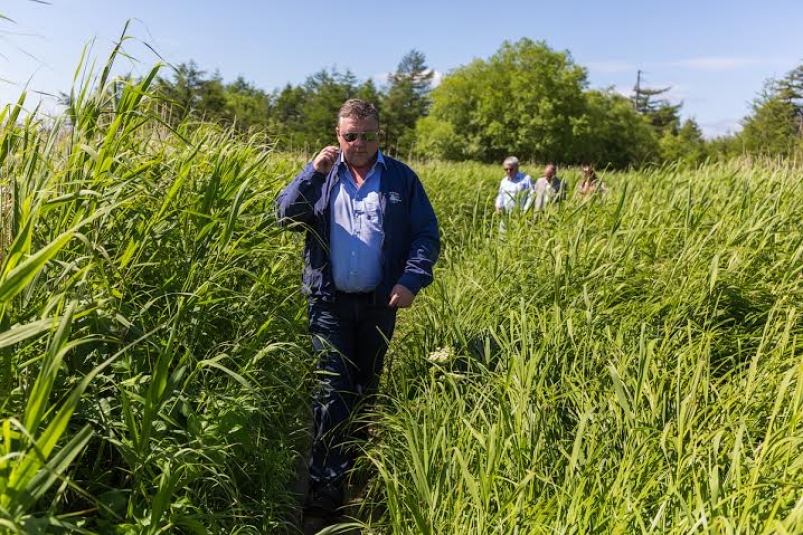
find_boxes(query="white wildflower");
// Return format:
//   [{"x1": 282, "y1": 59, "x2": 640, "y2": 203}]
[{"x1": 427, "y1": 345, "x2": 454, "y2": 363}]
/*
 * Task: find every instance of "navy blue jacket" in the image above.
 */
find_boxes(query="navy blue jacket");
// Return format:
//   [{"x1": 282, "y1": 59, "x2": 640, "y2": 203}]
[{"x1": 276, "y1": 154, "x2": 440, "y2": 303}]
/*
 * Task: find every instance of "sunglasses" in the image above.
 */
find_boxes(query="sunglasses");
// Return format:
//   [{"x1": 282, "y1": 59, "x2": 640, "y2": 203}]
[{"x1": 340, "y1": 131, "x2": 380, "y2": 143}]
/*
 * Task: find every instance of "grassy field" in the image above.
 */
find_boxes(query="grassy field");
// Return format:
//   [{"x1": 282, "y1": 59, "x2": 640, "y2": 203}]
[
  {"x1": 2, "y1": 50, "x2": 803, "y2": 534},
  {"x1": 372, "y1": 158, "x2": 803, "y2": 534},
  {"x1": 0, "y1": 50, "x2": 313, "y2": 534}
]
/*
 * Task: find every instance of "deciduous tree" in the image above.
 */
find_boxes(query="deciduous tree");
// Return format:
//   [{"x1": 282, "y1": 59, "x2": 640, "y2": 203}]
[{"x1": 417, "y1": 39, "x2": 587, "y2": 163}]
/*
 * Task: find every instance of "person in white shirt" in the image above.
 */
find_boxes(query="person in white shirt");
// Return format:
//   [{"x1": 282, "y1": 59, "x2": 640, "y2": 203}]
[
  {"x1": 533, "y1": 163, "x2": 566, "y2": 210},
  {"x1": 495, "y1": 156, "x2": 535, "y2": 214}
]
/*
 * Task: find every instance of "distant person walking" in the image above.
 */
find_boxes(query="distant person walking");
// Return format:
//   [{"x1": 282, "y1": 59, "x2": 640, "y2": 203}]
[
  {"x1": 577, "y1": 164, "x2": 607, "y2": 197},
  {"x1": 533, "y1": 163, "x2": 566, "y2": 210},
  {"x1": 495, "y1": 156, "x2": 535, "y2": 214},
  {"x1": 276, "y1": 99, "x2": 440, "y2": 531}
]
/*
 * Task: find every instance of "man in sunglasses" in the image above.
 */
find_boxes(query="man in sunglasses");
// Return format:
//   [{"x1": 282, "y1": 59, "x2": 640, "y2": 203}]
[{"x1": 277, "y1": 98, "x2": 440, "y2": 529}]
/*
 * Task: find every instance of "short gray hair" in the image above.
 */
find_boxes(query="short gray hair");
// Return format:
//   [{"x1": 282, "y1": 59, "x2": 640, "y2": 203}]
[
  {"x1": 338, "y1": 99, "x2": 380, "y2": 125},
  {"x1": 503, "y1": 156, "x2": 519, "y2": 168}
]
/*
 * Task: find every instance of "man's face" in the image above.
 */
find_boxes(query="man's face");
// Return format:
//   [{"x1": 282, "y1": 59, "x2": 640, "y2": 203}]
[
  {"x1": 504, "y1": 163, "x2": 518, "y2": 178},
  {"x1": 544, "y1": 165, "x2": 556, "y2": 180},
  {"x1": 336, "y1": 116, "x2": 380, "y2": 169}
]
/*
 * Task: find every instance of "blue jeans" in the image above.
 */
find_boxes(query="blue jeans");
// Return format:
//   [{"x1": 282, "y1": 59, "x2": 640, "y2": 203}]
[{"x1": 307, "y1": 292, "x2": 397, "y2": 487}]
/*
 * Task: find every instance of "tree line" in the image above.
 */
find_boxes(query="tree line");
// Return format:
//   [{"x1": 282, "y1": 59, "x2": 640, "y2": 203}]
[
  {"x1": 143, "y1": 39, "x2": 803, "y2": 168},
  {"x1": 150, "y1": 49, "x2": 432, "y2": 159}
]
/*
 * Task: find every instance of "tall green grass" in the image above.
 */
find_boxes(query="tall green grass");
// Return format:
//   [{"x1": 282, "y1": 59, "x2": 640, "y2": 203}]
[
  {"x1": 4, "y1": 34, "x2": 803, "y2": 534},
  {"x1": 360, "y1": 160, "x2": 803, "y2": 533},
  {"x1": 1, "y1": 33, "x2": 311, "y2": 533}
]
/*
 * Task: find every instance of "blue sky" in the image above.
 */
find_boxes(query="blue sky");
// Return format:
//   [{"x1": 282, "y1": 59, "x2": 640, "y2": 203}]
[{"x1": 1, "y1": 0, "x2": 801, "y2": 137}]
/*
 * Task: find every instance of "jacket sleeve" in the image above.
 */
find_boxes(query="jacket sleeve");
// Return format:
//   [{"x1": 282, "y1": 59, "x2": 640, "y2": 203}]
[
  {"x1": 275, "y1": 162, "x2": 327, "y2": 231},
  {"x1": 397, "y1": 175, "x2": 441, "y2": 295}
]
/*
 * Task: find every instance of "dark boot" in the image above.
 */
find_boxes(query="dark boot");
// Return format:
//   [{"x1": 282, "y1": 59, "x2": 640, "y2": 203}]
[{"x1": 302, "y1": 481, "x2": 344, "y2": 533}]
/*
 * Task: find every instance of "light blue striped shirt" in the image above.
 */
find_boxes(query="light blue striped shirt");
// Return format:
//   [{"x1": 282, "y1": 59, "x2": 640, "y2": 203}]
[{"x1": 329, "y1": 152, "x2": 386, "y2": 293}]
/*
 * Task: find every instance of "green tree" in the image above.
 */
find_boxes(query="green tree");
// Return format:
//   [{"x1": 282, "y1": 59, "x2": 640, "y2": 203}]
[
  {"x1": 777, "y1": 63, "x2": 803, "y2": 135},
  {"x1": 741, "y1": 67, "x2": 803, "y2": 157},
  {"x1": 224, "y1": 76, "x2": 271, "y2": 131},
  {"x1": 356, "y1": 78, "x2": 383, "y2": 110},
  {"x1": 741, "y1": 93, "x2": 798, "y2": 156},
  {"x1": 271, "y1": 83, "x2": 305, "y2": 125},
  {"x1": 382, "y1": 49, "x2": 433, "y2": 158},
  {"x1": 269, "y1": 83, "x2": 306, "y2": 150},
  {"x1": 706, "y1": 133, "x2": 743, "y2": 160},
  {"x1": 659, "y1": 118, "x2": 708, "y2": 165},
  {"x1": 415, "y1": 115, "x2": 463, "y2": 161},
  {"x1": 632, "y1": 71, "x2": 682, "y2": 137},
  {"x1": 574, "y1": 89, "x2": 659, "y2": 168},
  {"x1": 294, "y1": 68, "x2": 360, "y2": 150},
  {"x1": 196, "y1": 70, "x2": 228, "y2": 122},
  {"x1": 155, "y1": 61, "x2": 208, "y2": 124},
  {"x1": 417, "y1": 38, "x2": 587, "y2": 163}
]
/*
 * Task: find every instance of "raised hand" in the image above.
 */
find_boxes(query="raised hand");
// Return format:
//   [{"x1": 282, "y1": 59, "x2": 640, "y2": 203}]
[{"x1": 312, "y1": 146, "x2": 340, "y2": 174}]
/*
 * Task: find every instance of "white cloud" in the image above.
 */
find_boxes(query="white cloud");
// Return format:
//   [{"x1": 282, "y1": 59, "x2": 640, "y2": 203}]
[
  {"x1": 700, "y1": 118, "x2": 742, "y2": 138},
  {"x1": 611, "y1": 84, "x2": 632, "y2": 97},
  {"x1": 370, "y1": 72, "x2": 389, "y2": 85}
]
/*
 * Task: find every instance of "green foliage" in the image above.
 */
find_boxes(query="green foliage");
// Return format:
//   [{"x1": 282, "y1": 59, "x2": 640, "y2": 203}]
[
  {"x1": 382, "y1": 49, "x2": 434, "y2": 158},
  {"x1": 575, "y1": 89, "x2": 659, "y2": 167},
  {"x1": 294, "y1": 68, "x2": 360, "y2": 146},
  {"x1": 359, "y1": 158, "x2": 803, "y2": 533},
  {"x1": 223, "y1": 76, "x2": 272, "y2": 131},
  {"x1": 1, "y1": 37, "x2": 310, "y2": 533},
  {"x1": 154, "y1": 60, "x2": 209, "y2": 124},
  {"x1": 415, "y1": 116, "x2": 464, "y2": 162},
  {"x1": 354, "y1": 78, "x2": 383, "y2": 111},
  {"x1": 154, "y1": 64, "x2": 272, "y2": 133},
  {"x1": 267, "y1": 68, "x2": 377, "y2": 152},
  {"x1": 7, "y1": 22, "x2": 803, "y2": 535},
  {"x1": 415, "y1": 40, "x2": 677, "y2": 168},
  {"x1": 633, "y1": 85, "x2": 682, "y2": 137},
  {"x1": 137, "y1": 41, "x2": 803, "y2": 168},
  {"x1": 659, "y1": 118, "x2": 708, "y2": 165},
  {"x1": 706, "y1": 133, "x2": 744, "y2": 160},
  {"x1": 418, "y1": 39, "x2": 588, "y2": 163},
  {"x1": 741, "y1": 75, "x2": 803, "y2": 157}
]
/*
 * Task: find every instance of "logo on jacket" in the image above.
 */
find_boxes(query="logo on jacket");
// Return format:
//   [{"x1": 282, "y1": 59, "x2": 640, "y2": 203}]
[{"x1": 389, "y1": 191, "x2": 402, "y2": 203}]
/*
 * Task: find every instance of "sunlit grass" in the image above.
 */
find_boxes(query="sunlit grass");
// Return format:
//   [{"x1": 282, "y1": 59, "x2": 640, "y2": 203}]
[
  {"x1": 3, "y1": 30, "x2": 803, "y2": 534},
  {"x1": 1, "y1": 31, "x2": 311, "y2": 533},
  {"x1": 362, "y1": 158, "x2": 803, "y2": 534}
]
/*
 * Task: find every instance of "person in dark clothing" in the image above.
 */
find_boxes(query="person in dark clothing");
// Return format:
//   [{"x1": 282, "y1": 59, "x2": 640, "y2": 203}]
[{"x1": 276, "y1": 99, "x2": 440, "y2": 528}]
